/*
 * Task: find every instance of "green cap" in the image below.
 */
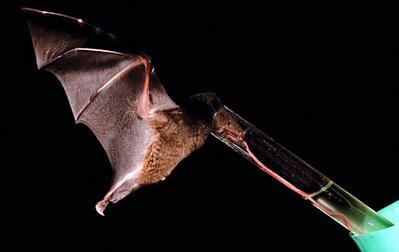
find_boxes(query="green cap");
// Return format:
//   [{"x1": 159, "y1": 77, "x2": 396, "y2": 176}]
[{"x1": 350, "y1": 200, "x2": 399, "y2": 252}]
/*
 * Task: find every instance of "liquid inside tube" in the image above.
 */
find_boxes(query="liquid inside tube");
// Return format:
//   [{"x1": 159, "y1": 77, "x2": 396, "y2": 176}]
[{"x1": 212, "y1": 105, "x2": 393, "y2": 235}]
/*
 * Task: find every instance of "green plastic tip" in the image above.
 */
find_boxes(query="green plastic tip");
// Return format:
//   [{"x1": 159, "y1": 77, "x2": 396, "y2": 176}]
[{"x1": 350, "y1": 200, "x2": 399, "y2": 252}]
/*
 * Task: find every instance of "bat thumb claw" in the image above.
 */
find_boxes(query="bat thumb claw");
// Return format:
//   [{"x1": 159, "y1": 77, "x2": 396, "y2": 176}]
[{"x1": 95, "y1": 200, "x2": 109, "y2": 216}]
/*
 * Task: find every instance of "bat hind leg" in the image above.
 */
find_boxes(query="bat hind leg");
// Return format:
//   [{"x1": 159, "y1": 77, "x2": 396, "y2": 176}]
[
  {"x1": 95, "y1": 177, "x2": 139, "y2": 216},
  {"x1": 95, "y1": 199, "x2": 109, "y2": 216}
]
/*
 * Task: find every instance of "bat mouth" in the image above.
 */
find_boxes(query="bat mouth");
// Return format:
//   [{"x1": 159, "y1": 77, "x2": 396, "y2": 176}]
[{"x1": 212, "y1": 105, "x2": 246, "y2": 146}]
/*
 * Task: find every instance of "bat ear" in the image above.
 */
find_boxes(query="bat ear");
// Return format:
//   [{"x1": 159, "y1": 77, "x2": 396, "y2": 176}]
[{"x1": 187, "y1": 92, "x2": 223, "y2": 116}]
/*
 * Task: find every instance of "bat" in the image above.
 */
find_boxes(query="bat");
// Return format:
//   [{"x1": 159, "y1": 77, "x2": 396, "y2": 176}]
[{"x1": 22, "y1": 7, "x2": 244, "y2": 215}]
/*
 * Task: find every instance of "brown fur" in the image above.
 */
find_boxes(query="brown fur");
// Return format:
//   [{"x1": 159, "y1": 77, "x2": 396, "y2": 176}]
[{"x1": 138, "y1": 108, "x2": 212, "y2": 185}]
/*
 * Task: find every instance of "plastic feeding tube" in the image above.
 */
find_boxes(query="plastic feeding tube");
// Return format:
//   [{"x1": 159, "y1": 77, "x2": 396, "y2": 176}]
[{"x1": 212, "y1": 105, "x2": 394, "y2": 235}]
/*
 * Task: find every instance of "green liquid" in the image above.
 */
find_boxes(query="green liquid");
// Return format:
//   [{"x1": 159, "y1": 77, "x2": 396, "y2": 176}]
[{"x1": 311, "y1": 182, "x2": 393, "y2": 234}]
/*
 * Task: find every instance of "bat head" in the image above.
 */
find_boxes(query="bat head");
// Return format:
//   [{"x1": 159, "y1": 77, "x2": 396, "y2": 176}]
[
  {"x1": 185, "y1": 92, "x2": 222, "y2": 123},
  {"x1": 187, "y1": 93, "x2": 244, "y2": 141}
]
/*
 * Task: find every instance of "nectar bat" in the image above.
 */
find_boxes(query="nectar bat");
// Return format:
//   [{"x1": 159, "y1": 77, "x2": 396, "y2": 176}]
[{"x1": 22, "y1": 7, "x2": 244, "y2": 215}]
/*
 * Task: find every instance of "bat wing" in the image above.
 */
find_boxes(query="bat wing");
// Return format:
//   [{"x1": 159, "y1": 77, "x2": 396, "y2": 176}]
[{"x1": 22, "y1": 8, "x2": 179, "y2": 214}]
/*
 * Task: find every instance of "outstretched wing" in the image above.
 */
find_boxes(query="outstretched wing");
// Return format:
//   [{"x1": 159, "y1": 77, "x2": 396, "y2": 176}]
[{"x1": 22, "y1": 8, "x2": 179, "y2": 214}]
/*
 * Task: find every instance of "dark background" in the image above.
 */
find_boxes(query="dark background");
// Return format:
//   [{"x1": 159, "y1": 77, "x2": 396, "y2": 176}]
[{"x1": 6, "y1": 1, "x2": 397, "y2": 251}]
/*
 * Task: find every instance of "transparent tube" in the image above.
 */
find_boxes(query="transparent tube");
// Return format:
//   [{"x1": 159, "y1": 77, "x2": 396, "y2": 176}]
[{"x1": 212, "y1": 105, "x2": 394, "y2": 235}]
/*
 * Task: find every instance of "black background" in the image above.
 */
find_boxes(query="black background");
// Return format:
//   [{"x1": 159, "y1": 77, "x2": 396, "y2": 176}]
[{"x1": 6, "y1": 1, "x2": 397, "y2": 251}]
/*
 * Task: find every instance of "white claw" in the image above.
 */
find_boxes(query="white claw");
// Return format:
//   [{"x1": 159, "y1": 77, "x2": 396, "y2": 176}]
[{"x1": 95, "y1": 200, "x2": 108, "y2": 216}]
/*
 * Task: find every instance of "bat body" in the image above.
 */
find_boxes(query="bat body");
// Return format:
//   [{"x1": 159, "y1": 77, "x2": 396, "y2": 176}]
[{"x1": 22, "y1": 8, "x2": 241, "y2": 215}]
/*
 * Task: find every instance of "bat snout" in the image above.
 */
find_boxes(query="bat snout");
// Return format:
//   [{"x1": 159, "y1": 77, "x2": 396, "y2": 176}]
[{"x1": 213, "y1": 107, "x2": 244, "y2": 138}]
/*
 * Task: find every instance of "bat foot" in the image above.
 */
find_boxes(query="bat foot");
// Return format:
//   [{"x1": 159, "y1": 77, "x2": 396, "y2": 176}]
[
  {"x1": 95, "y1": 200, "x2": 109, "y2": 216},
  {"x1": 95, "y1": 178, "x2": 139, "y2": 216}
]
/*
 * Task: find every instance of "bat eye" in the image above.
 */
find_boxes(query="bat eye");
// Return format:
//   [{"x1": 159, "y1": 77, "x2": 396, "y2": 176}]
[{"x1": 211, "y1": 98, "x2": 221, "y2": 111}]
